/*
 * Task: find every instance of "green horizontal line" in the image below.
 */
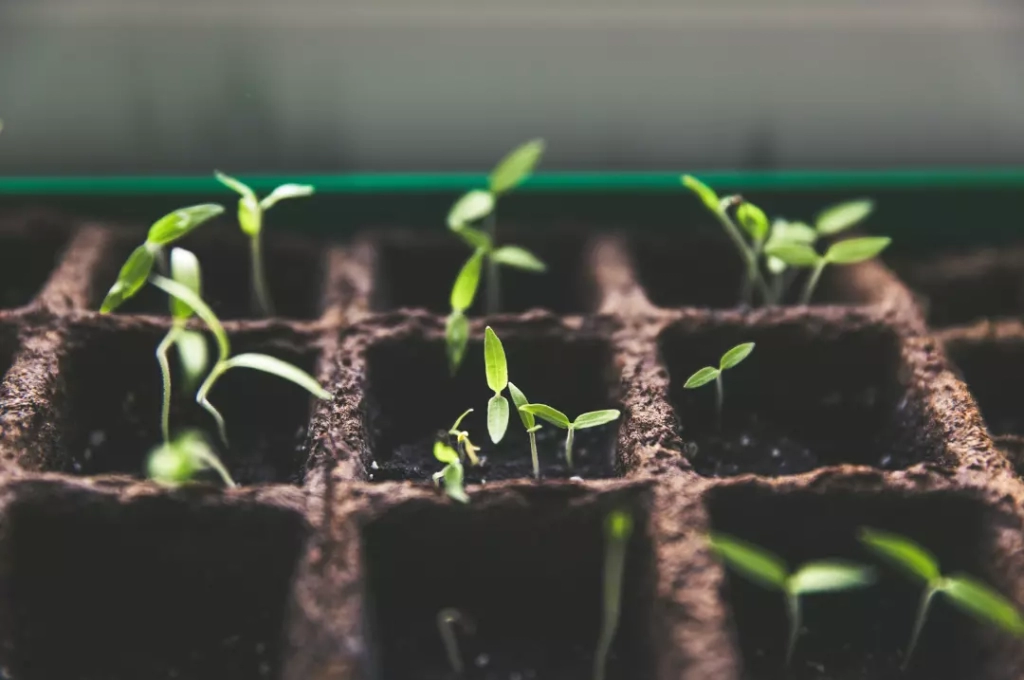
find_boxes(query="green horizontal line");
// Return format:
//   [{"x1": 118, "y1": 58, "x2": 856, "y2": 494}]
[{"x1": 2, "y1": 168, "x2": 1024, "y2": 195}]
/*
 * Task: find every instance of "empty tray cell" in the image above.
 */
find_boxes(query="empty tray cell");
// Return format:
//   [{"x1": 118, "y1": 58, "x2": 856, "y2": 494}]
[
  {"x1": 370, "y1": 233, "x2": 598, "y2": 315},
  {"x1": 363, "y1": 328, "x2": 622, "y2": 482},
  {"x1": 706, "y1": 485, "x2": 1013, "y2": 680},
  {"x1": 0, "y1": 320, "x2": 18, "y2": 384},
  {"x1": 361, "y1": 490, "x2": 655, "y2": 680},
  {"x1": 0, "y1": 485, "x2": 306, "y2": 680},
  {"x1": 659, "y1": 318, "x2": 938, "y2": 476},
  {"x1": 54, "y1": 320, "x2": 322, "y2": 485},
  {"x1": 95, "y1": 231, "x2": 325, "y2": 320},
  {"x1": 0, "y1": 215, "x2": 72, "y2": 309},
  {"x1": 944, "y1": 332, "x2": 1024, "y2": 437}
]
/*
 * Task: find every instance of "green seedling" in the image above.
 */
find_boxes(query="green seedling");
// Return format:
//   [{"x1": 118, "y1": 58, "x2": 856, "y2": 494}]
[
  {"x1": 147, "y1": 429, "x2": 236, "y2": 488},
  {"x1": 859, "y1": 527, "x2": 1024, "y2": 668},
  {"x1": 683, "y1": 342, "x2": 754, "y2": 423},
  {"x1": 155, "y1": 248, "x2": 210, "y2": 443},
  {"x1": 509, "y1": 382, "x2": 542, "y2": 479},
  {"x1": 433, "y1": 442, "x2": 469, "y2": 503},
  {"x1": 215, "y1": 172, "x2": 315, "y2": 316},
  {"x1": 149, "y1": 274, "x2": 330, "y2": 446},
  {"x1": 484, "y1": 326, "x2": 510, "y2": 444},
  {"x1": 594, "y1": 508, "x2": 634, "y2": 680},
  {"x1": 518, "y1": 404, "x2": 620, "y2": 469},
  {"x1": 437, "y1": 607, "x2": 474, "y2": 674},
  {"x1": 448, "y1": 409, "x2": 481, "y2": 466},
  {"x1": 710, "y1": 533, "x2": 876, "y2": 667},
  {"x1": 446, "y1": 248, "x2": 485, "y2": 374},
  {"x1": 765, "y1": 235, "x2": 890, "y2": 305},
  {"x1": 447, "y1": 139, "x2": 547, "y2": 317},
  {"x1": 100, "y1": 204, "x2": 225, "y2": 313}
]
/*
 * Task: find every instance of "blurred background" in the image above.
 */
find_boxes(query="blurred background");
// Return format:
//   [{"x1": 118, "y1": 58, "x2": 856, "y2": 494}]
[{"x1": 2, "y1": 0, "x2": 1024, "y2": 175}]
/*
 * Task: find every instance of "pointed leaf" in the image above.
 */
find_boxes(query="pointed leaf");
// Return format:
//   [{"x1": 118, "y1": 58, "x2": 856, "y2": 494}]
[
  {"x1": 491, "y1": 246, "x2": 546, "y2": 272},
  {"x1": 825, "y1": 237, "x2": 891, "y2": 265},
  {"x1": 175, "y1": 329, "x2": 209, "y2": 389},
  {"x1": 214, "y1": 171, "x2": 257, "y2": 203},
  {"x1": 606, "y1": 509, "x2": 634, "y2": 541},
  {"x1": 488, "y1": 394, "x2": 509, "y2": 443},
  {"x1": 100, "y1": 243, "x2": 156, "y2": 312},
  {"x1": 940, "y1": 575, "x2": 1024, "y2": 635},
  {"x1": 858, "y1": 528, "x2": 940, "y2": 583},
  {"x1": 452, "y1": 225, "x2": 493, "y2": 250},
  {"x1": 220, "y1": 353, "x2": 331, "y2": 400},
  {"x1": 573, "y1": 409, "x2": 621, "y2": 429},
  {"x1": 737, "y1": 202, "x2": 769, "y2": 242},
  {"x1": 149, "y1": 274, "x2": 230, "y2": 362},
  {"x1": 709, "y1": 534, "x2": 788, "y2": 590},
  {"x1": 508, "y1": 382, "x2": 534, "y2": 429},
  {"x1": 684, "y1": 366, "x2": 719, "y2": 389},
  {"x1": 484, "y1": 326, "x2": 508, "y2": 392},
  {"x1": 448, "y1": 190, "x2": 495, "y2": 229},
  {"x1": 769, "y1": 219, "x2": 818, "y2": 246},
  {"x1": 816, "y1": 199, "x2": 874, "y2": 236},
  {"x1": 720, "y1": 342, "x2": 755, "y2": 370},
  {"x1": 443, "y1": 462, "x2": 470, "y2": 503},
  {"x1": 237, "y1": 196, "x2": 261, "y2": 237},
  {"x1": 451, "y1": 408, "x2": 473, "y2": 432},
  {"x1": 169, "y1": 248, "x2": 202, "y2": 320},
  {"x1": 489, "y1": 139, "x2": 544, "y2": 194},
  {"x1": 682, "y1": 175, "x2": 720, "y2": 213},
  {"x1": 446, "y1": 312, "x2": 470, "y2": 374},
  {"x1": 147, "y1": 204, "x2": 224, "y2": 246},
  {"x1": 764, "y1": 242, "x2": 821, "y2": 268},
  {"x1": 790, "y1": 561, "x2": 876, "y2": 594},
  {"x1": 260, "y1": 183, "x2": 314, "y2": 211},
  {"x1": 519, "y1": 403, "x2": 571, "y2": 428},
  {"x1": 434, "y1": 441, "x2": 461, "y2": 465},
  {"x1": 451, "y1": 249, "x2": 485, "y2": 312}
]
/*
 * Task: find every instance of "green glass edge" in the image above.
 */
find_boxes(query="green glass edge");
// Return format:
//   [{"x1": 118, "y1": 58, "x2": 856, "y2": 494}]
[{"x1": 2, "y1": 168, "x2": 1024, "y2": 195}]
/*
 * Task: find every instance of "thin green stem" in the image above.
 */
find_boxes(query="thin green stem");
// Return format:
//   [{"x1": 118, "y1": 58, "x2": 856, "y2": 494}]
[
  {"x1": 197, "y1": 363, "x2": 229, "y2": 446},
  {"x1": 250, "y1": 233, "x2": 274, "y2": 317},
  {"x1": 194, "y1": 447, "x2": 238, "y2": 488},
  {"x1": 485, "y1": 210, "x2": 500, "y2": 315},
  {"x1": 800, "y1": 261, "x2": 828, "y2": 305},
  {"x1": 715, "y1": 373, "x2": 724, "y2": 429},
  {"x1": 529, "y1": 430, "x2": 540, "y2": 479},
  {"x1": 593, "y1": 522, "x2": 629, "y2": 680},
  {"x1": 785, "y1": 591, "x2": 802, "y2": 667},
  {"x1": 565, "y1": 426, "x2": 576, "y2": 469},
  {"x1": 715, "y1": 209, "x2": 769, "y2": 305},
  {"x1": 903, "y1": 585, "x2": 938, "y2": 670},
  {"x1": 155, "y1": 328, "x2": 180, "y2": 444},
  {"x1": 437, "y1": 609, "x2": 469, "y2": 675}
]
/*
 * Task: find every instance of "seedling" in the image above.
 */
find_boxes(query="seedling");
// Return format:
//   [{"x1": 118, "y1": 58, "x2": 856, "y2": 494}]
[
  {"x1": 446, "y1": 248, "x2": 485, "y2": 374},
  {"x1": 148, "y1": 274, "x2": 331, "y2": 446},
  {"x1": 518, "y1": 404, "x2": 620, "y2": 469},
  {"x1": 765, "y1": 235, "x2": 891, "y2": 305},
  {"x1": 484, "y1": 326, "x2": 510, "y2": 444},
  {"x1": 683, "y1": 342, "x2": 754, "y2": 424},
  {"x1": 509, "y1": 382, "x2": 542, "y2": 479},
  {"x1": 709, "y1": 533, "x2": 876, "y2": 666},
  {"x1": 433, "y1": 442, "x2": 469, "y2": 503},
  {"x1": 859, "y1": 527, "x2": 1024, "y2": 668},
  {"x1": 437, "y1": 608, "x2": 474, "y2": 674},
  {"x1": 594, "y1": 508, "x2": 634, "y2": 680},
  {"x1": 147, "y1": 429, "x2": 236, "y2": 488},
  {"x1": 215, "y1": 172, "x2": 315, "y2": 316},
  {"x1": 100, "y1": 204, "x2": 225, "y2": 313},
  {"x1": 448, "y1": 409, "x2": 481, "y2": 466}
]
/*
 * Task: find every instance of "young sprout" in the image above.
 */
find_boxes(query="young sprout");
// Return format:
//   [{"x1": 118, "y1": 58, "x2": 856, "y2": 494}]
[
  {"x1": 448, "y1": 408, "x2": 480, "y2": 466},
  {"x1": 447, "y1": 139, "x2": 547, "y2": 316},
  {"x1": 148, "y1": 274, "x2": 331, "y2": 446},
  {"x1": 683, "y1": 342, "x2": 754, "y2": 424},
  {"x1": 147, "y1": 429, "x2": 236, "y2": 488},
  {"x1": 763, "y1": 219, "x2": 817, "y2": 304},
  {"x1": 509, "y1": 382, "x2": 542, "y2": 479},
  {"x1": 859, "y1": 527, "x2": 1024, "y2": 668},
  {"x1": 484, "y1": 326, "x2": 510, "y2": 444},
  {"x1": 765, "y1": 235, "x2": 891, "y2": 305},
  {"x1": 594, "y1": 508, "x2": 634, "y2": 680},
  {"x1": 433, "y1": 442, "x2": 469, "y2": 504},
  {"x1": 446, "y1": 248, "x2": 485, "y2": 374},
  {"x1": 710, "y1": 533, "x2": 876, "y2": 667},
  {"x1": 100, "y1": 204, "x2": 225, "y2": 313},
  {"x1": 518, "y1": 405, "x2": 620, "y2": 469},
  {"x1": 215, "y1": 172, "x2": 315, "y2": 316},
  {"x1": 437, "y1": 608, "x2": 475, "y2": 675}
]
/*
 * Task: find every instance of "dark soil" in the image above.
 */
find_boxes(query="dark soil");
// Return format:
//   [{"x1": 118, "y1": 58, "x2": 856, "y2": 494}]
[{"x1": 0, "y1": 220, "x2": 70, "y2": 309}]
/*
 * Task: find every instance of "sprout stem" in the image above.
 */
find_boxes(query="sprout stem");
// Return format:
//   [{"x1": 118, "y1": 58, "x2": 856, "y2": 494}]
[
  {"x1": 903, "y1": 585, "x2": 938, "y2": 670},
  {"x1": 565, "y1": 426, "x2": 576, "y2": 469},
  {"x1": 800, "y1": 260, "x2": 827, "y2": 305},
  {"x1": 715, "y1": 373, "x2": 724, "y2": 429},
  {"x1": 155, "y1": 327, "x2": 180, "y2": 444},
  {"x1": 197, "y1": 363, "x2": 230, "y2": 446},
  {"x1": 194, "y1": 445, "x2": 238, "y2": 488},
  {"x1": 250, "y1": 233, "x2": 275, "y2": 317},
  {"x1": 437, "y1": 608, "x2": 472, "y2": 675},
  {"x1": 594, "y1": 512, "x2": 633, "y2": 680},
  {"x1": 785, "y1": 590, "x2": 802, "y2": 667},
  {"x1": 485, "y1": 211, "x2": 500, "y2": 315},
  {"x1": 714, "y1": 208, "x2": 769, "y2": 305},
  {"x1": 529, "y1": 429, "x2": 540, "y2": 479}
]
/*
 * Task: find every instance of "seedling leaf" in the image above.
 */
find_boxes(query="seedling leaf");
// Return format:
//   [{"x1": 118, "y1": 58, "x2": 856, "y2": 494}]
[
  {"x1": 214, "y1": 171, "x2": 257, "y2": 204},
  {"x1": 175, "y1": 329, "x2": 209, "y2": 388},
  {"x1": 448, "y1": 190, "x2": 495, "y2": 229},
  {"x1": 451, "y1": 408, "x2": 473, "y2": 432},
  {"x1": 719, "y1": 342, "x2": 755, "y2": 370},
  {"x1": 764, "y1": 242, "x2": 821, "y2": 267},
  {"x1": 483, "y1": 326, "x2": 508, "y2": 392},
  {"x1": 941, "y1": 575, "x2": 1024, "y2": 635},
  {"x1": 149, "y1": 274, "x2": 230, "y2": 361},
  {"x1": 816, "y1": 199, "x2": 874, "y2": 236},
  {"x1": 709, "y1": 533, "x2": 788, "y2": 590},
  {"x1": 434, "y1": 441, "x2": 460, "y2": 465},
  {"x1": 220, "y1": 353, "x2": 332, "y2": 400},
  {"x1": 446, "y1": 312, "x2": 470, "y2": 374},
  {"x1": 684, "y1": 366, "x2": 719, "y2": 389},
  {"x1": 260, "y1": 183, "x2": 315, "y2": 211},
  {"x1": 169, "y1": 248, "x2": 202, "y2": 320},
  {"x1": 450, "y1": 249, "x2": 485, "y2": 312},
  {"x1": 737, "y1": 202, "x2": 769, "y2": 242},
  {"x1": 769, "y1": 219, "x2": 818, "y2": 246},
  {"x1": 859, "y1": 527, "x2": 940, "y2": 583},
  {"x1": 519, "y1": 403, "x2": 571, "y2": 428},
  {"x1": 825, "y1": 236, "x2": 891, "y2": 265},
  {"x1": 790, "y1": 561, "x2": 876, "y2": 594},
  {"x1": 491, "y1": 246, "x2": 547, "y2": 272},
  {"x1": 489, "y1": 139, "x2": 545, "y2": 194},
  {"x1": 487, "y1": 394, "x2": 509, "y2": 443},
  {"x1": 100, "y1": 243, "x2": 157, "y2": 312},
  {"x1": 573, "y1": 409, "x2": 621, "y2": 429},
  {"x1": 682, "y1": 175, "x2": 720, "y2": 212},
  {"x1": 147, "y1": 204, "x2": 225, "y2": 246},
  {"x1": 508, "y1": 382, "x2": 535, "y2": 429},
  {"x1": 606, "y1": 509, "x2": 634, "y2": 540}
]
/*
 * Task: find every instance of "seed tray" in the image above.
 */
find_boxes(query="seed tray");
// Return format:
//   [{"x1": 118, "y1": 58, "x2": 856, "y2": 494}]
[{"x1": 0, "y1": 210, "x2": 1022, "y2": 680}]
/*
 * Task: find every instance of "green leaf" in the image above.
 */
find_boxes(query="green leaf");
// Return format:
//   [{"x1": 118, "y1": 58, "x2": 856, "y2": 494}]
[
  {"x1": 220, "y1": 353, "x2": 331, "y2": 400},
  {"x1": 147, "y1": 204, "x2": 225, "y2": 246},
  {"x1": 606, "y1": 509, "x2": 634, "y2": 541},
  {"x1": 940, "y1": 575, "x2": 1024, "y2": 635},
  {"x1": 682, "y1": 175, "x2": 720, "y2": 213},
  {"x1": 766, "y1": 256, "x2": 787, "y2": 275},
  {"x1": 446, "y1": 312, "x2": 470, "y2": 374},
  {"x1": 764, "y1": 242, "x2": 821, "y2": 268},
  {"x1": 434, "y1": 441, "x2": 460, "y2": 465},
  {"x1": 519, "y1": 403, "x2": 571, "y2": 429},
  {"x1": 149, "y1": 274, "x2": 231, "y2": 362},
  {"x1": 789, "y1": 561, "x2": 876, "y2": 595},
  {"x1": 450, "y1": 249, "x2": 485, "y2": 312},
  {"x1": 175, "y1": 329, "x2": 209, "y2": 389},
  {"x1": 816, "y1": 199, "x2": 874, "y2": 236},
  {"x1": 260, "y1": 183, "x2": 315, "y2": 211},
  {"x1": 825, "y1": 237, "x2": 891, "y2": 265},
  {"x1": 491, "y1": 246, "x2": 546, "y2": 272},
  {"x1": 169, "y1": 248, "x2": 202, "y2": 320},
  {"x1": 769, "y1": 219, "x2": 818, "y2": 246},
  {"x1": 709, "y1": 534, "x2": 788, "y2": 590},
  {"x1": 484, "y1": 326, "x2": 508, "y2": 393},
  {"x1": 487, "y1": 394, "x2": 509, "y2": 444},
  {"x1": 489, "y1": 139, "x2": 545, "y2": 194},
  {"x1": 148, "y1": 441, "x2": 199, "y2": 485},
  {"x1": 737, "y1": 202, "x2": 769, "y2": 242},
  {"x1": 508, "y1": 382, "x2": 535, "y2": 429},
  {"x1": 684, "y1": 366, "x2": 719, "y2": 389},
  {"x1": 451, "y1": 408, "x2": 473, "y2": 432},
  {"x1": 573, "y1": 409, "x2": 621, "y2": 429},
  {"x1": 447, "y1": 190, "x2": 495, "y2": 229},
  {"x1": 858, "y1": 528, "x2": 940, "y2": 583},
  {"x1": 214, "y1": 171, "x2": 257, "y2": 203},
  {"x1": 719, "y1": 342, "x2": 755, "y2": 370},
  {"x1": 443, "y1": 462, "x2": 470, "y2": 503},
  {"x1": 453, "y1": 225, "x2": 493, "y2": 251},
  {"x1": 100, "y1": 243, "x2": 156, "y2": 313},
  {"x1": 237, "y1": 196, "x2": 262, "y2": 237}
]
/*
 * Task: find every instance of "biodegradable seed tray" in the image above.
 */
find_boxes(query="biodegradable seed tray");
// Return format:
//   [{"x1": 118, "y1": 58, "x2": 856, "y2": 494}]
[{"x1": 1, "y1": 209, "x2": 1023, "y2": 680}]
